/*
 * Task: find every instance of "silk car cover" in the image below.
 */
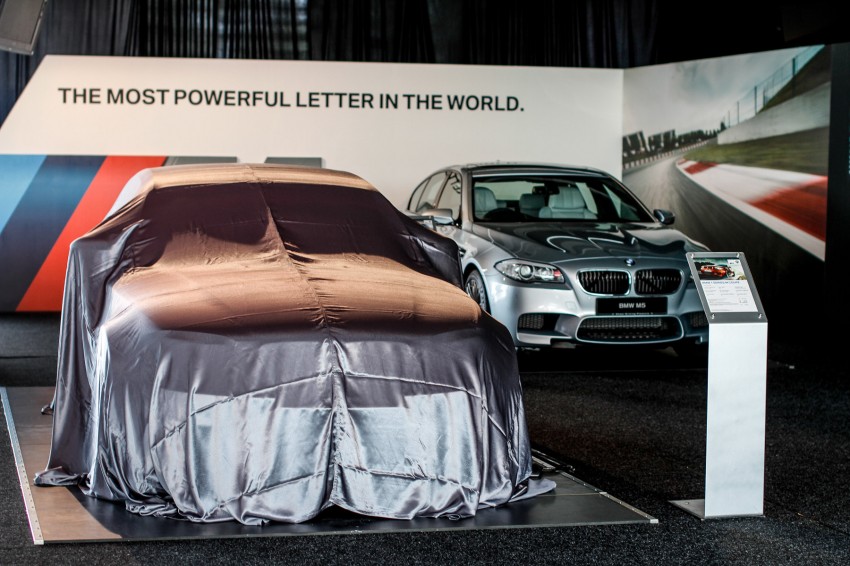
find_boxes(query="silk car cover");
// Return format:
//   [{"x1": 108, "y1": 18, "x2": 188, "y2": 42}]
[{"x1": 34, "y1": 163, "x2": 543, "y2": 525}]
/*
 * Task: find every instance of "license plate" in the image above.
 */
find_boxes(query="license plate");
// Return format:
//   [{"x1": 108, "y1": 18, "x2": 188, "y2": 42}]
[{"x1": 596, "y1": 297, "x2": 667, "y2": 315}]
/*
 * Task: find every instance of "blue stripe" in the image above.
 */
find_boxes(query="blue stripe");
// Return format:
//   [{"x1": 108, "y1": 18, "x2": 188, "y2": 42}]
[
  {"x1": 0, "y1": 155, "x2": 46, "y2": 236},
  {"x1": 0, "y1": 155, "x2": 104, "y2": 311}
]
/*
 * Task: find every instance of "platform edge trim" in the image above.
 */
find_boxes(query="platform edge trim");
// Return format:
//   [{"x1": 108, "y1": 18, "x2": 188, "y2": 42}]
[{"x1": 1, "y1": 387, "x2": 45, "y2": 545}]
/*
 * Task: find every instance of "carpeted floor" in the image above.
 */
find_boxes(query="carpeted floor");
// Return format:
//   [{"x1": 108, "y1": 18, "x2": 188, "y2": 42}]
[{"x1": 1, "y1": 313, "x2": 847, "y2": 565}]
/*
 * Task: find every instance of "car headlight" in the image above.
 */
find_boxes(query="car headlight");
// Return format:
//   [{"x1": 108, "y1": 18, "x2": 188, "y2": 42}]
[{"x1": 495, "y1": 260, "x2": 564, "y2": 283}]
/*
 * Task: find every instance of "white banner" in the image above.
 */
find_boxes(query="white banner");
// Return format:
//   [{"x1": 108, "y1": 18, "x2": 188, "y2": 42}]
[{"x1": 0, "y1": 55, "x2": 623, "y2": 208}]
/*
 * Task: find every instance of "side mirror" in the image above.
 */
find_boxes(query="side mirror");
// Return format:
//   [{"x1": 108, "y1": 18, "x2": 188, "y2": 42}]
[
  {"x1": 420, "y1": 208, "x2": 456, "y2": 226},
  {"x1": 653, "y1": 209, "x2": 675, "y2": 225}
]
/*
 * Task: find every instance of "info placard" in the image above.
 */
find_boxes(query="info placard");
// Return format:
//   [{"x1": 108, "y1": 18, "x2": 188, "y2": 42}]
[{"x1": 687, "y1": 252, "x2": 766, "y2": 323}]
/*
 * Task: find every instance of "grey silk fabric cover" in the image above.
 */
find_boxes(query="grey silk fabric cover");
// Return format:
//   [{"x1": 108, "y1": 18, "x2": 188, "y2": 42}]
[{"x1": 34, "y1": 163, "x2": 539, "y2": 525}]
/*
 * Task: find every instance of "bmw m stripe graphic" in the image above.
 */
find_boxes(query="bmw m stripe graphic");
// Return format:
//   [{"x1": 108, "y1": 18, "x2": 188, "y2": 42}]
[
  {"x1": 0, "y1": 156, "x2": 104, "y2": 311},
  {"x1": 17, "y1": 156, "x2": 169, "y2": 311},
  {"x1": 0, "y1": 155, "x2": 46, "y2": 236},
  {"x1": 0, "y1": 155, "x2": 170, "y2": 311}
]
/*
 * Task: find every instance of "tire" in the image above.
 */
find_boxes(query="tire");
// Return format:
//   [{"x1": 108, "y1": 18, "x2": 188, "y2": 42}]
[{"x1": 464, "y1": 270, "x2": 490, "y2": 313}]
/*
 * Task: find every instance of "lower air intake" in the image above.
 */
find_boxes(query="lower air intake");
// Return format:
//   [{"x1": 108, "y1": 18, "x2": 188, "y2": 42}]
[{"x1": 576, "y1": 316, "x2": 682, "y2": 342}]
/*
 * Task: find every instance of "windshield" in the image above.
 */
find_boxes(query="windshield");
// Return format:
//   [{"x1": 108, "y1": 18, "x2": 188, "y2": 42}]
[{"x1": 472, "y1": 173, "x2": 655, "y2": 223}]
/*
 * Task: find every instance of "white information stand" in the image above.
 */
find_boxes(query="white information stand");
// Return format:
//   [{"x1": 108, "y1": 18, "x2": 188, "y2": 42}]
[{"x1": 671, "y1": 252, "x2": 768, "y2": 519}]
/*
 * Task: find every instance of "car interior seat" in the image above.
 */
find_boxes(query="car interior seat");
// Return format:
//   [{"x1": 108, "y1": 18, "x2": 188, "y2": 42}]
[
  {"x1": 474, "y1": 186, "x2": 499, "y2": 217},
  {"x1": 538, "y1": 186, "x2": 596, "y2": 219},
  {"x1": 519, "y1": 193, "x2": 546, "y2": 217}
]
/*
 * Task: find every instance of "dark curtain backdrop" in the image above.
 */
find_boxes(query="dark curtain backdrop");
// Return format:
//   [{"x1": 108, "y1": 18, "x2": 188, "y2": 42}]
[{"x1": 0, "y1": 0, "x2": 657, "y2": 126}]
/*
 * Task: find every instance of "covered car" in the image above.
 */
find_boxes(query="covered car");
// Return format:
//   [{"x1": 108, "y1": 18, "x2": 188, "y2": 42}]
[{"x1": 34, "y1": 163, "x2": 539, "y2": 525}]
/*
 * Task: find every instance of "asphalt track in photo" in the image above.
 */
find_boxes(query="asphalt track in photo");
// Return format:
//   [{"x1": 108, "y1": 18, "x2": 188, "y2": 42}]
[{"x1": 622, "y1": 154, "x2": 824, "y2": 336}]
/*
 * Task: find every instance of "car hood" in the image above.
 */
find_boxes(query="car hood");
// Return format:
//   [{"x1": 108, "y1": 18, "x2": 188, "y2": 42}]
[{"x1": 473, "y1": 222, "x2": 708, "y2": 263}]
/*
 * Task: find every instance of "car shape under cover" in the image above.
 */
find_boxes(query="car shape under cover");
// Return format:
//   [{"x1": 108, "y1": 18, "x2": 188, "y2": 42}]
[
  {"x1": 34, "y1": 163, "x2": 542, "y2": 525},
  {"x1": 406, "y1": 162, "x2": 710, "y2": 352}
]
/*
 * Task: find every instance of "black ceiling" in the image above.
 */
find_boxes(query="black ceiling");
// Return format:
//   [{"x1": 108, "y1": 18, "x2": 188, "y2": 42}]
[{"x1": 653, "y1": 1, "x2": 847, "y2": 65}]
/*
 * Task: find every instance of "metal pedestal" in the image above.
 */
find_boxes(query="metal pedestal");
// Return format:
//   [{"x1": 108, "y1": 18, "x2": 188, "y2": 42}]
[{"x1": 674, "y1": 252, "x2": 768, "y2": 519}]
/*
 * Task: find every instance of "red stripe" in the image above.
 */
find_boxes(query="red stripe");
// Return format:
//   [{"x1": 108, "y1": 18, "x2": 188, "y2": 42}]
[
  {"x1": 749, "y1": 177, "x2": 828, "y2": 241},
  {"x1": 17, "y1": 156, "x2": 166, "y2": 311},
  {"x1": 684, "y1": 161, "x2": 717, "y2": 175}
]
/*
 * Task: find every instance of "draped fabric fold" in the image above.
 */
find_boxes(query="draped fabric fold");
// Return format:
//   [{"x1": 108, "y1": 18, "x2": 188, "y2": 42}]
[{"x1": 33, "y1": 163, "x2": 549, "y2": 524}]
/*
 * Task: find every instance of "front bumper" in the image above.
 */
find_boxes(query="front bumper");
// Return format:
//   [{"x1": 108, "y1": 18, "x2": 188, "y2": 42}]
[{"x1": 484, "y1": 272, "x2": 708, "y2": 348}]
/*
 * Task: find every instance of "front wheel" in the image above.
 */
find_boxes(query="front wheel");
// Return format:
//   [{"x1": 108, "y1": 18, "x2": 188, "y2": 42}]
[{"x1": 464, "y1": 270, "x2": 490, "y2": 313}]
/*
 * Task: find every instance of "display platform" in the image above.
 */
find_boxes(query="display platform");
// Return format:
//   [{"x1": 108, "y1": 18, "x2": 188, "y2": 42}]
[{"x1": 2, "y1": 386, "x2": 657, "y2": 545}]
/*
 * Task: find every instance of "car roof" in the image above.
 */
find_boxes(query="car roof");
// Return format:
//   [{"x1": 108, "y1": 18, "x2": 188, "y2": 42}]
[
  {"x1": 106, "y1": 163, "x2": 378, "y2": 218},
  {"x1": 442, "y1": 162, "x2": 612, "y2": 176},
  {"x1": 125, "y1": 163, "x2": 376, "y2": 196}
]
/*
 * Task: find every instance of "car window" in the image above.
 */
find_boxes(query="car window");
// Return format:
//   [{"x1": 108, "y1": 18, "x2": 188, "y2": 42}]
[
  {"x1": 436, "y1": 172, "x2": 462, "y2": 218},
  {"x1": 415, "y1": 173, "x2": 448, "y2": 212},
  {"x1": 471, "y1": 173, "x2": 654, "y2": 223},
  {"x1": 600, "y1": 184, "x2": 642, "y2": 220},
  {"x1": 408, "y1": 178, "x2": 429, "y2": 212},
  {"x1": 582, "y1": 178, "x2": 647, "y2": 221}
]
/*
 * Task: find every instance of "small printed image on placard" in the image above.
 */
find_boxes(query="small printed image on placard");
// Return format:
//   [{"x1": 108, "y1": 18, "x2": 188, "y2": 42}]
[
  {"x1": 693, "y1": 257, "x2": 758, "y2": 313},
  {"x1": 696, "y1": 258, "x2": 744, "y2": 281}
]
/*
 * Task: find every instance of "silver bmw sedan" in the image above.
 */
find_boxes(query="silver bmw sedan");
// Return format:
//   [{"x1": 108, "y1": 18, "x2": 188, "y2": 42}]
[{"x1": 406, "y1": 162, "x2": 711, "y2": 354}]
